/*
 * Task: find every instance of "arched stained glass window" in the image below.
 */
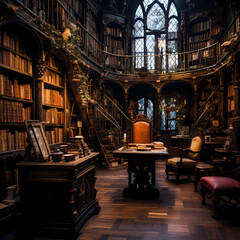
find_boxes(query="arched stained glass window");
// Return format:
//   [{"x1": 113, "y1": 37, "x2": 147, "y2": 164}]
[
  {"x1": 159, "y1": 0, "x2": 168, "y2": 9},
  {"x1": 132, "y1": 0, "x2": 179, "y2": 72},
  {"x1": 135, "y1": 5, "x2": 144, "y2": 19},
  {"x1": 133, "y1": 20, "x2": 144, "y2": 37},
  {"x1": 147, "y1": 4, "x2": 165, "y2": 31},
  {"x1": 138, "y1": 97, "x2": 153, "y2": 120},
  {"x1": 169, "y1": 3, "x2": 178, "y2": 18},
  {"x1": 143, "y1": 0, "x2": 154, "y2": 10},
  {"x1": 160, "y1": 97, "x2": 177, "y2": 130}
]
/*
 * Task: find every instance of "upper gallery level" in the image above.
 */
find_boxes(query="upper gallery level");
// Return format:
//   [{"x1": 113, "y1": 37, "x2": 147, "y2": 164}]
[{"x1": 1, "y1": 0, "x2": 240, "y2": 79}]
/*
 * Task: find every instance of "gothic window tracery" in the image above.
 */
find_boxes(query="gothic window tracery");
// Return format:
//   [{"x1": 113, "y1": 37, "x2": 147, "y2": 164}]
[{"x1": 132, "y1": 0, "x2": 179, "y2": 71}]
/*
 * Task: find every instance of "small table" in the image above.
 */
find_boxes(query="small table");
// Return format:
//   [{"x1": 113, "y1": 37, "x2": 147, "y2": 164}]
[{"x1": 113, "y1": 147, "x2": 169, "y2": 198}]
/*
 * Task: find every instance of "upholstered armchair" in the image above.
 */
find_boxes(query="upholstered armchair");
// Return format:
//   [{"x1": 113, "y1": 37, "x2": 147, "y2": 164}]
[
  {"x1": 131, "y1": 113, "x2": 152, "y2": 144},
  {"x1": 165, "y1": 136, "x2": 203, "y2": 184}
]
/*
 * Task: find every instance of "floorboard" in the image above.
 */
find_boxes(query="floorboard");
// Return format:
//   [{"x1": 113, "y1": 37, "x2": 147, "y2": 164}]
[{"x1": 79, "y1": 161, "x2": 240, "y2": 240}]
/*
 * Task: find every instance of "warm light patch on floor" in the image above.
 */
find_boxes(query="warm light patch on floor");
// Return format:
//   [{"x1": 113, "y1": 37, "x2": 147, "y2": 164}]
[
  {"x1": 168, "y1": 224, "x2": 189, "y2": 234},
  {"x1": 148, "y1": 210, "x2": 168, "y2": 218}
]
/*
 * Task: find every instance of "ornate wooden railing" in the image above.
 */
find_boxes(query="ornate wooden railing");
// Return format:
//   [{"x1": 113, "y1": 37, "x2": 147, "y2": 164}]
[{"x1": 16, "y1": 0, "x2": 240, "y2": 75}]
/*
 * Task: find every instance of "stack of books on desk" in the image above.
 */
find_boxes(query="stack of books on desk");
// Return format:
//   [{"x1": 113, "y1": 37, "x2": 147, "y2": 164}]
[{"x1": 153, "y1": 142, "x2": 165, "y2": 149}]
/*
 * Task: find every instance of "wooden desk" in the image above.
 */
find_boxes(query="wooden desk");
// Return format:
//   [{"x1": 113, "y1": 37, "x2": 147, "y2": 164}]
[
  {"x1": 113, "y1": 148, "x2": 169, "y2": 198},
  {"x1": 17, "y1": 152, "x2": 100, "y2": 239}
]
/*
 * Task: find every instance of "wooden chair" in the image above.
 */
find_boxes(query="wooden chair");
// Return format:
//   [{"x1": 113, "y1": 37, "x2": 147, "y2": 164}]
[
  {"x1": 165, "y1": 135, "x2": 203, "y2": 184},
  {"x1": 131, "y1": 113, "x2": 152, "y2": 144}
]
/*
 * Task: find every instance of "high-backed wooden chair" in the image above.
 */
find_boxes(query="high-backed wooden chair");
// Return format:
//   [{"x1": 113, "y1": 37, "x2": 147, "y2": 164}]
[
  {"x1": 131, "y1": 113, "x2": 152, "y2": 144},
  {"x1": 165, "y1": 135, "x2": 203, "y2": 184}
]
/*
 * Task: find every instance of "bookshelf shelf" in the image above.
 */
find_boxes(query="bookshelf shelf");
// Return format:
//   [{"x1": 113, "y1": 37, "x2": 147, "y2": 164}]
[
  {"x1": 44, "y1": 81, "x2": 65, "y2": 90},
  {"x1": 0, "y1": 44, "x2": 32, "y2": 61},
  {"x1": 0, "y1": 95, "x2": 33, "y2": 103},
  {"x1": 0, "y1": 29, "x2": 33, "y2": 152},
  {"x1": 44, "y1": 123, "x2": 64, "y2": 127},
  {"x1": 45, "y1": 66, "x2": 64, "y2": 75},
  {"x1": 188, "y1": 17, "x2": 211, "y2": 63},
  {"x1": 43, "y1": 54, "x2": 66, "y2": 144},
  {"x1": 0, "y1": 63, "x2": 33, "y2": 77},
  {"x1": 42, "y1": 104, "x2": 64, "y2": 109}
]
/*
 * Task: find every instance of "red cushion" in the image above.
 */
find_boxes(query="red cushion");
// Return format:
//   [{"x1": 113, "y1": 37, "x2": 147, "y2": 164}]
[{"x1": 200, "y1": 176, "x2": 240, "y2": 196}]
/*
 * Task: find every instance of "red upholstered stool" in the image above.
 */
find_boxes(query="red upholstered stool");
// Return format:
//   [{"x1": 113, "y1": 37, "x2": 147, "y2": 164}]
[{"x1": 200, "y1": 176, "x2": 240, "y2": 208}]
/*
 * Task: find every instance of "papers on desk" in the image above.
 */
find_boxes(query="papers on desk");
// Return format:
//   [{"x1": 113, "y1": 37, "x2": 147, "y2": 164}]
[{"x1": 127, "y1": 142, "x2": 165, "y2": 150}]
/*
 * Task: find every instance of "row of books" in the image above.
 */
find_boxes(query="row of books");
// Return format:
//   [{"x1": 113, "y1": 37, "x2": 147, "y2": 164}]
[
  {"x1": 188, "y1": 32, "x2": 210, "y2": 43},
  {"x1": 0, "y1": 74, "x2": 32, "y2": 100},
  {"x1": 106, "y1": 27, "x2": 122, "y2": 37},
  {"x1": 43, "y1": 88, "x2": 64, "y2": 107},
  {"x1": 190, "y1": 20, "x2": 210, "y2": 33},
  {"x1": 106, "y1": 46, "x2": 124, "y2": 55},
  {"x1": 0, "y1": 49, "x2": 33, "y2": 75},
  {"x1": 189, "y1": 50, "x2": 210, "y2": 61},
  {"x1": 46, "y1": 54, "x2": 62, "y2": 72},
  {"x1": 43, "y1": 68, "x2": 64, "y2": 86},
  {"x1": 45, "y1": 128, "x2": 64, "y2": 144},
  {"x1": 0, "y1": 31, "x2": 30, "y2": 56},
  {"x1": 106, "y1": 36, "x2": 123, "y2": 48},
  {"x1": 0, "y1": 129, "x2": 27, "y2": 152},
  {"x1": 228, "y1": 84, "x2": 234, "y2": 97},
  {"x1": 228, "y1": 99, "x2": 235, "y2": 111},
  {"x1": 188, "y1": 41, "x2": 210, "y2": 51},
  {"x1": 43, "y1": 108, "x2": 64, "y2": 124},
  {"x1": 0, "y1": 100, "x2": 31, "y2": 123}
]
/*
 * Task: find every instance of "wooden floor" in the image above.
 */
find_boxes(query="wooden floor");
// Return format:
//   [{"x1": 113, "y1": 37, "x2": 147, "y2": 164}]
[{"x1": 79, "y1": 161, "x2": 240, "y2": 240}]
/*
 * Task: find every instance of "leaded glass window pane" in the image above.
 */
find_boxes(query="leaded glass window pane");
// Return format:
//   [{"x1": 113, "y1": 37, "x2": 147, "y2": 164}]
[
  {"x1": 168, "y1": 40, "x2": 177, "y2": 53},
  {"x1": 135, "y1": 5, "x2": 144, "y2": 19},
  {"x1": 135, "y1": 52, "x2": 144, "y2": 69},
  {"x1": 147, "y1": 4, "x2": 165, "y2": 31},
  {"x1": 168, "y1": 3, "x2": 178, "y2": 17},
  {"x1": 133, "y1": 20, "x2": 144, "y2": 37},
  {"x1": 138, "y1": 97, "x2": 144, "y2": 111},
  {"x1": 134, "y1": 38, "x2": 144, "y2": 52},
  {"x1": 168, "y1": 120, "x2": 176, "y2": 130},
  {"x1": 168, "y1": 18, "x2": 178, "y2": 39},
  {"x1": 159, "y1": 0, "x2": 168, "y2": 9},
  {"x1": 147, "y1": 99, "x2": 153, "y2": 120},
  {"x1": 143, "y1": 0, "x2": 154, "y2": 10}
]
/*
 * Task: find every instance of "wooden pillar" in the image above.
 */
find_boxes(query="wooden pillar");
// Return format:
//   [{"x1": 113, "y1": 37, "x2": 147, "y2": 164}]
[
  {"x1": 34, "y1": 60, "x2": 46, "y2": 121},
  {"x1": 124, "y1": 91, "x2": 129, "y2": 130}
]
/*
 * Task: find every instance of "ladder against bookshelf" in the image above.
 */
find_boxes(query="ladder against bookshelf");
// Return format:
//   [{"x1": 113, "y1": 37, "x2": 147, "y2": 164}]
[
  {"x1": 188, "y1": 17, "x2": 211, "y2": 63},
  {"x1": 43, "y1": 54, "x2": 65, "y2": 144},
  {"x1": 0, "y1": 29, "x2": 33, "y2": 152},
  {"x1": 105, "y1": 23, "x2": 124, "y2": 72}
]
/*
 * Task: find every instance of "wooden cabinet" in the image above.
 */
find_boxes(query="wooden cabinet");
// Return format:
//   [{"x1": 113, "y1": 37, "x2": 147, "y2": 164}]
[
  {"x1": 0, "y1": 29, "x2": 33, "y2": 152},
  {"x1": 17, "y1": 152, "x2": 100, "y2": 239}
]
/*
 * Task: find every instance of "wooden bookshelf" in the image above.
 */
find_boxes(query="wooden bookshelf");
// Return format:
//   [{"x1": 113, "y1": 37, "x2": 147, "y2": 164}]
[
  {"x1": 43, "y1": 54, "x2": 65, "y2": 144},
  {"x1": 105, "y1": 24, "x2": 125, "y2": 72},
  {"x1": 0, "y1": 29, "x2": 33, "y2": 152},
  {"x1": 188, "y1": 18, "x2": 211, "y2": 62}
]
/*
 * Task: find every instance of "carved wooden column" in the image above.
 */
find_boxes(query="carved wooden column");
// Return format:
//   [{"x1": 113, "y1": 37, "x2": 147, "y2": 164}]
[{"x1": 35, "y1": 60, "x2": 46, "y2": 121}]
